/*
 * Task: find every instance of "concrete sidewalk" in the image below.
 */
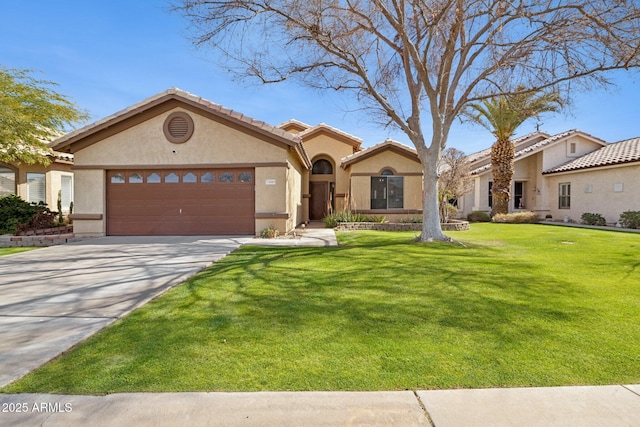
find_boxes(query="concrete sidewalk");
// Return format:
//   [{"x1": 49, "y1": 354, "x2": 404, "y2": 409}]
[{"x1": 1, "y1": 385, "x2": 639, "y2": 426}]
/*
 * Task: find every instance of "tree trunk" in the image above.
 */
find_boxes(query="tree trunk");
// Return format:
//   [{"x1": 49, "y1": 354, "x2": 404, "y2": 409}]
[
  {"x1": 490, "y1": 138, "x2": 515, "y2": 216},
  {"x1": 419, "y1": 149, "x2": 448, "y2": 242}
]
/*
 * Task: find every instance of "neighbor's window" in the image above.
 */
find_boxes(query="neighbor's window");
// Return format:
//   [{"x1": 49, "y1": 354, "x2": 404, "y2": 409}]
[
  {"x1": 559, "y1": 183, "x2": 571, "y2": 209},
  {"x1": 61, "y1": 175, "x2": 73, "y2": 211},
  {"x1": 26, "y1": 173, "x2": 46, "y2": 204},
  {"x1": 0, "y1": 166, "x2": 16, "y2": 196},
  {"x1": 371, "y1": 175, "x2": 404, "y2": 209}
]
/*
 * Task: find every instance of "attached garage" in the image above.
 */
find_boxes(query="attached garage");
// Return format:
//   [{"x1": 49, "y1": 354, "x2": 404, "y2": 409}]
[
  {"x1": 51, "y1": 88, "x2": 310, "y2": 237},
  {"x1": 106, "y1": 169, "x2": 255, "y2": 235}
]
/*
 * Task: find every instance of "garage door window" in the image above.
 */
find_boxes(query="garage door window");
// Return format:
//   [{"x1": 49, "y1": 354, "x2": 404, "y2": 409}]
[
  {"x1": 147, "y1": 173, "x2": 161, "y2": 183},
  {"x1": 165, "y1": 173, "x2": 180, "y2": 183},
  {"x1": 201, "y1": 172, "x2": 215, "y2": 183},
  {"x1": 111, "y1": 173, "x2": 125, "y2": 184},
  {"x1": 239, "y1": 172, "x2": 252, "y2": 183},
  {"x1": 129, "y1": 173, "x2": 143, "y2": 184},
  {"x1": 220, "y1": 172, "x2": 234, "y2": 182},
  {"x1": 183, "y1": 172, "x2": 197, "y2": 183}
]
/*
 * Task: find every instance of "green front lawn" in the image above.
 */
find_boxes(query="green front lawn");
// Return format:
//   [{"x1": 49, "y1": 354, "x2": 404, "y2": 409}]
[
  {"x1": 0, "y1": 247, "x2": 37, "y2": 256},
  {"x1": 3, "y1": 224, "x2": 639, "y2": 393}
]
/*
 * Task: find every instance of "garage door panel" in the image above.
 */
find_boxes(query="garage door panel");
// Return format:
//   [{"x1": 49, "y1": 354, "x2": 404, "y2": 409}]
[{"x1": 107, "y1": 169, "x2": 255, "y2": 236}]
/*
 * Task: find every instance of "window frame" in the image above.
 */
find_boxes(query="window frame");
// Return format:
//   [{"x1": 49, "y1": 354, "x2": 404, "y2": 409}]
[
  {"x1": 559, "y1": 182, "x2": 571, "y2": 209},
  {"x1": 26, "y1": 172, "x2": 46, "y2": 205}
]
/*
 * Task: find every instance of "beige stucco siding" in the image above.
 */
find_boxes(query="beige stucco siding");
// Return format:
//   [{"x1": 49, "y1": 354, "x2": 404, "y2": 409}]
[
  {"x1": 347, "y1": 150, "x2": 423, "y2": 213},
  {"x1": 70, "y1": 107, "x2": 302, "y2": 236},
  {"x1": 542, "y1": 136, "x2": 603, "y2": 172},
  {"x1": 75, "y1": 108, "x2": 288, "y2": 167},
  {"x1": 545, "y1": 163, "x2": 640, "y2": 223}
]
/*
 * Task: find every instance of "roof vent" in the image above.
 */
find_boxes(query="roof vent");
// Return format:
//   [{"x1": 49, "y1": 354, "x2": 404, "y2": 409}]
[{"x1": 163, "y1": 111, "x2": 194, "y2": 143}]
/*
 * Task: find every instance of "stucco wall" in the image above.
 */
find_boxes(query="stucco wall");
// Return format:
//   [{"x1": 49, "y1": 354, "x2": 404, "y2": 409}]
[
  {"x1": 71, "y1": 107, "x2": 299, "y2": 236},
  {"x1": 347, "y1": 150, "x2": 423, "y2": 213},
  {"x1": 303, "y1": 132, "x2": 356, "y2": 213},
  {"x1": 545, "y1": 163, "x2": 640, "y2": 223}
]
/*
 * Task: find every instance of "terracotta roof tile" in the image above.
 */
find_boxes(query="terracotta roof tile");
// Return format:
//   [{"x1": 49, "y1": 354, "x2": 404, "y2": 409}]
[
  {"x1": 544, "y1": 137, "x2": 640, "y2": 174},
  {"x1": 53, "y1": 87, "x2": 300, "y2": 149}
]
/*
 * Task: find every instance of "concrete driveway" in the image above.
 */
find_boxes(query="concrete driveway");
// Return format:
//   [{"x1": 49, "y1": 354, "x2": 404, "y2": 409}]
[{"x1": 0, "y1": 236, "x2": 252, "y2": 387}]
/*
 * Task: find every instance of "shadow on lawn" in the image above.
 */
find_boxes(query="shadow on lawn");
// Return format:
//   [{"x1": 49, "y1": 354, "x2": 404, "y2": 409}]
[{"x1": 187, "y1": 237, "x2": 587, "y2": 346}]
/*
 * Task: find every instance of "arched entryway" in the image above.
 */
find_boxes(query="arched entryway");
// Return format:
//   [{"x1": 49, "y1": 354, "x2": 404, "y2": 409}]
[{"x1": 309, "y1": 158, "x2": 335, "y2": 220}]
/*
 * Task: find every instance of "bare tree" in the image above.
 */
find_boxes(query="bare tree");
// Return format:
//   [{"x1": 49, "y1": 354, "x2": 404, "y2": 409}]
[
  {"x1": 438, "y1": 147, "x2": 473, "y2": 223},
  {"x1": 174, "y1": 0, "x2": 640, "y2": 241}
]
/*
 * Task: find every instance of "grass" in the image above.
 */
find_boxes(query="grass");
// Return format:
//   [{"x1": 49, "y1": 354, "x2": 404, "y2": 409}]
[
  {"x1": 0, "y1": 247, "x2": 37, "y2": 256},
  {"x1": 3, "y1": 224, "x2": 639, "y2": 394}
]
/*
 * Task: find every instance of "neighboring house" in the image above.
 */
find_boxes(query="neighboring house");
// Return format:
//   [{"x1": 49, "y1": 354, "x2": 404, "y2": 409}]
[
  {"x1": 50, "y1": 88, "x2": 639, "y2": 236},
  {"x1": 460, "y1": 130, "x2": 640, "y2": 224},
  {"x1": 0, "y1": 151, "x2": 74, "y2": 213}
]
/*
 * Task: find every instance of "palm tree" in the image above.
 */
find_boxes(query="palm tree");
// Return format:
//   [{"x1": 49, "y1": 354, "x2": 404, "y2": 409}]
[{"x1": 466, "y1": 89, "x2": 562, "y2": 216}]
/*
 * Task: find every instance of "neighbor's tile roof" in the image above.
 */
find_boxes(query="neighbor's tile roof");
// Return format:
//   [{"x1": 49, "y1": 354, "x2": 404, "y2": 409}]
[
  {"x1": 465, "y1": 131, "x2": 550, "y2": 164},
  {"x1": 470, "y1": 130, "x2": 607, "y2": 175},
  {"x1": 543, "y1": 137, "x2": 640, "y2": 174},
  {"x1": 53, "y1": 88, "x2": 300, "y2": 150}
]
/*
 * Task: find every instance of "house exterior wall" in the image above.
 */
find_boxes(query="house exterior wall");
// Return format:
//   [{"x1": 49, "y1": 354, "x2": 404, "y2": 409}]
[
  {"x1": 544, "y1": 163, "x2": 640, "y2": 224},
  {"x1": 303, "y1": 132, "x2": 357, "y2": 214},
  {"x1": 71, "y1": 107, "x2": 299, "y2": 236},
  {"x1": 346, "y1": 150, "x2": 423, "y2": 221},
  {"x1": 4, "y1": 161, "x2": 73, "y2": 213}
]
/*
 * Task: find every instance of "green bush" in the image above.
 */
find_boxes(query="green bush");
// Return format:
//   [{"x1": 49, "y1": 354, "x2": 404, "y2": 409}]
[
  {"x1": 492, "y1": 211, "x2": 540, "y2": 224},
  {"x1": 581, "y1": 213, "x2": 607, "y2": 226},
  {"x1": 323, "y1": 211, "x2": 386, "y2": 228},
  {"x1": 399, "y1": 215, "x2": 423, "y2": 223},
  {"x1": 619, "y1": 211, "x2": 640, "y2": 229},
  {"x1": 0, "y1": 195, "x2": 56, "y2": 234},
  {"x1": 467, "y1": 211, "x2": 491, "y2": 223}
]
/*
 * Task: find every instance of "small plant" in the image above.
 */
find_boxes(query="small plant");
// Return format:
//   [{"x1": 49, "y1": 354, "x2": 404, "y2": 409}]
[
  {"x1": 581, "y1": 213, "x2": 606, "y2": 226},
  {"x1": 323, "y1": 211, "x2": 386, "y2": 228},
  {"x1": 619, "y1": 210, "x2": 640, "y2": 229},
  {"x1": 259, "y1": 226, "x2": 280, "y2": 238},
  {"x1": 467, "y1": 211, "x2": 491, "y2": 223},
  {"x1": 57, "y1": 190, "x2": 64, "y2": 224},
  {"x1": 492, "y1": 211, "x2": 540, "y2": 224}
]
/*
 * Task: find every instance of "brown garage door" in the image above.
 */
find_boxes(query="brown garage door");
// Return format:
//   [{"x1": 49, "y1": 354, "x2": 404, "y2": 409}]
[{"x1": 107, "y1": 168, "x2": 255, "y2": 235}]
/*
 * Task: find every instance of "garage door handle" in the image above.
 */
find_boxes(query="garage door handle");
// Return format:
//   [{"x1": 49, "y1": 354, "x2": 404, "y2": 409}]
[{"x1": 179, "y1": 209, "x2": 182, "y2": 214}]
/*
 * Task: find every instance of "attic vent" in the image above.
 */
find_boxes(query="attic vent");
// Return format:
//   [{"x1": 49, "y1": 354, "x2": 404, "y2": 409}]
[{"x1": 163, "y1": 111, "x2": 194, "y2": 144}]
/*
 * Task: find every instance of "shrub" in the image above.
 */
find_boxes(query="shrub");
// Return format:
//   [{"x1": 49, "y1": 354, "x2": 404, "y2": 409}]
[
  {"x1": 581, "y1": 213, "x2": 606, "y2": 226},
  {"x1": 259, "y1": 226, "x2": 280, "y2": 238},
  {"x1": 619, "y1": 211, "x2": 640, "y2": 229},
  {"x1": 492, "y1": 211, "x2": 540, "y2": 224},
  {"x1": 323, "y1": 211, "x2": 386, "y2": 228},
  {"x1": 399, "y1": 215, "x2": 423, "y2": 223},
  {"x1": 0, "y1": 195, "x2": 57, "y2": 234},
  {"x1": 467, "y1": 211, "x2": 491, "y2": 223}
]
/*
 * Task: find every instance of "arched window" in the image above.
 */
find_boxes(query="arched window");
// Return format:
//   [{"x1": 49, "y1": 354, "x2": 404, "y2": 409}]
[
  {"x1": 312, "y1": 159, "x2": 333, "y2": 175},
  {"x1": 381, "y1": 169, "x2": 394, "y2": 176}
]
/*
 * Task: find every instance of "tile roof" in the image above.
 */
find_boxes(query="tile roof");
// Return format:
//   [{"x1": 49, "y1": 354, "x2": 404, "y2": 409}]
[
  {"x1": 297, "y1": 122, "x2": 363, "y2": 147},
  {"x1": 52, "y1": 88, "x2": 300, "y2": 151},
  {"x1": 470, "y1": 130, "x2": 607, "y2": 175},
  {"x1": 543, "y1": 137, "x2": 640, "y2": 174},
  {"x1": 340, "y1": 139, "x2": 418, "y2": 168},
  {"x1": 465, "y1": 131, "x2": 550, "y2": 164}
]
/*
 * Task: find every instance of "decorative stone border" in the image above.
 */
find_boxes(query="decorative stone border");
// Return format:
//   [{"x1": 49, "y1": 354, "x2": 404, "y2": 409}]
[
  {"x1": 335, "y1": 220, "x2": 470, "y2": 232},
  {"x1": 18, "y1": 225, "x2": 74, "y2": 236},
  {"x1": 0, "y1": 233, "x2": 78, "y2": 248}
]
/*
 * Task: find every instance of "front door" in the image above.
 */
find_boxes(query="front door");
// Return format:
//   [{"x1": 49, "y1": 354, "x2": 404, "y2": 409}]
[{"x1": 310, "y1": 181, "x2": 329, "y2": 220}]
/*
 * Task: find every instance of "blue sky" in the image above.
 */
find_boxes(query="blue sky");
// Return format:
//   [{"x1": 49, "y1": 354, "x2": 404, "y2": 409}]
[{"x1": 2, "y1": 0, "x2": 640, "y2": 153}]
